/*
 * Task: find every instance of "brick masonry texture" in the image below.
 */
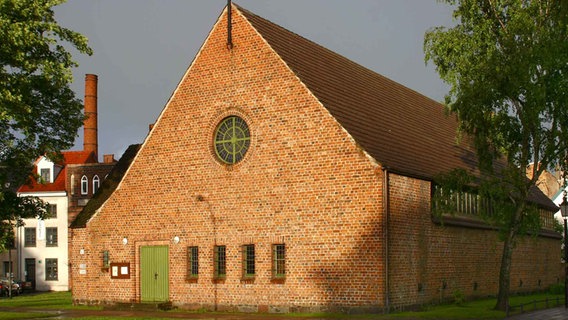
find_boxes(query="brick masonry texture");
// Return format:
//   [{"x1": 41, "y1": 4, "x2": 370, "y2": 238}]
[
  {"x1": 387, "y1": 174, "x2": 561, "y2": 310},
  {"x1": 70, "y1": 6, "x2": 561, "y2": 313}
]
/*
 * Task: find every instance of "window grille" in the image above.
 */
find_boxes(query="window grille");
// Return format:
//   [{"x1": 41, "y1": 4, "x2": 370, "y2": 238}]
[
  {"x1": 45, "y1": 258, "x2": 58, "y2": 281},
  {"x1": 46, "y1": 228, "x2": 58, "y2": 247},
  {"x1": 242, "y1": 244, "x2": 255, "y2": 278},
  {"x1": 40, "y1": 168, "x2": 50, "y2": 183},
  {"x1": 93, "y1": 175, "x2": 100, "y2": 194},
  {"x1": 272, "y1": 244, "x2": 286, "y2": 279},
  {"x1": 46, "y1": 204, "x2": 57, "y2": 219},
  {"x1": 432, "y1": 186, "x2": 494, "y2": 217},
  {"x1": 24, "y1": 228, "x2": 36, "y2": 247},
  {"x1": 214, "y1": 245, "x2": 226, "y2": 278},
  {"x1": 102, "y1": 251, "x2": 110, "y2": 269},
  {"x1": 81, "y1": 175, "x2": 88, "y2": 195},
  {"x1": 188, "y1": 246, "x2": 199, "y2": 278}
]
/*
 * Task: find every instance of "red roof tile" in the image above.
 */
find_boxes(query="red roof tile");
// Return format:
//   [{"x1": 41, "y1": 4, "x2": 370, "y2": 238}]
[{"x1": 18, "y1": 151, "x2": 96, "y2": 193}]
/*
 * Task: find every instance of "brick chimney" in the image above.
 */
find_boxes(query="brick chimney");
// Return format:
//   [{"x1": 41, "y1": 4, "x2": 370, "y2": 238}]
[{"x1": 84, "y1": 74, "x2": 98, "y2": 160}]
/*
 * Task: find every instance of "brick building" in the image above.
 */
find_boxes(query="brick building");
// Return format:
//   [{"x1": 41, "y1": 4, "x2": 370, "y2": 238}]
[
  {"x1": 1, "y1": 75, "x2": 116, "y2": 291},
  {"x1": 69, "y1": 4, "x2": 560, "y2": 313}
]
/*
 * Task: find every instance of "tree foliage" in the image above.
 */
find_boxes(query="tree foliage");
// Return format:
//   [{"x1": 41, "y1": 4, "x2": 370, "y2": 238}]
[
  {"x1": 0, "y1": 0, "x2": 92, "y2": 187},
  {"x1": 425, "y1": 0, "x2": 568, "y2": 310},
  {"x1": 0, "y1": 191, "x2": 46, "y2": 252},
  {"x1": 0, "y1": 0, "x2": 92, "y2": 251}
]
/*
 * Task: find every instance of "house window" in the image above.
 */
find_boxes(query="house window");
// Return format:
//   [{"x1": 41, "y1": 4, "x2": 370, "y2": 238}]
[
  {"x1": 272, "y1": 244, "x2": 286, "y2": 279},
  {"x1": 93, "y1": 175, "x2": 100, "y2": 194},
  {"x1": 46, "y1": 204, "x2": 57, "y2": 219},
  {"x1": 81, "y1": 175, "x2": 88, "y2": 195},
  {"x1": 242, "y1": 244, "x2": 255, "y2": 278},
  {"x1": 3, "y1": 261, "x2": 13, "y2": 277},
  {"x1": 24, "y1": 228, "x2": 36, "y2": 247},
  {"x1": 102, "y1": 251, "x2": 110, "y2": 269},
  {"x1": 45, "y1": 258, "x2": 58, "y2": 281},
  {"x1": 432, "y1": 185, "x2": 494, "y2": 217},
  {"x1": 214, "y1": 116, "x2": 251, "y2": 164},
  {"x1": 188, "y1": 246, "x2": 198, "y2": 279},
  {"x1": 213, "y1": 245, "x2": 226, "y2": 279},
  {"x1": 40, "y1": 168, "x2": 50, "y2": 183},
  {"x1": 46, "y1": 228, "x2": 58, "y2": 247}
]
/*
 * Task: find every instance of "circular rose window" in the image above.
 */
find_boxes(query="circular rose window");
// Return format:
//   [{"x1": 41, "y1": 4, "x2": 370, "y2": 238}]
[{"x1": 214, "y1": 116, "x2": 250, "y2": 164}]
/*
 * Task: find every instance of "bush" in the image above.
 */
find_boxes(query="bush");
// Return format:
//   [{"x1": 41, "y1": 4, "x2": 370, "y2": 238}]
[
  {"x1": 453, "y1": 289, "x2": 465, "y2": 306},
  {"x1": 549, "y1": 283, "x2": 565, "y2": 295}
]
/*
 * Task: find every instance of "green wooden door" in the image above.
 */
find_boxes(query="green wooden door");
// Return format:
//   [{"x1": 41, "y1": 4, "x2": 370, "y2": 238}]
[{"x1": 140, "y1": 246, "x2": 169, "y2": 302}]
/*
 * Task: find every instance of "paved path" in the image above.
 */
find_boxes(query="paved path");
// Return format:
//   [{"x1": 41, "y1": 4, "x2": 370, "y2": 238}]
[
  {"x1": 3, "y1": 305, "x2": 568, "y2": 319},
  {"x1": 507, "y1": 306, "x2": 568, "y2": 319}
]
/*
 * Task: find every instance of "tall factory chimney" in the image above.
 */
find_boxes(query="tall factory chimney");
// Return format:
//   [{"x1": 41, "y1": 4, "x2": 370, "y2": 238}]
[{"x1": 84, "y1": 74, "x2": 98, "y2": 160}]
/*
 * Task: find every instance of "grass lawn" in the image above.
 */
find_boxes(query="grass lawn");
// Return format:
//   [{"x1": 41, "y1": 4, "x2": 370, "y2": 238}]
[
  {"x1": 0, "y1": 291, "x2": 100, "y2": 310},
  {"x1": 0, "y1": 291, "x2": 563, "y2": 319},
  {"x1": 0, "y1": 312, "x2": 54, "y2": 320},
  {"x1": 386, "y1": 293, "x2": 563, "y2": 319}
]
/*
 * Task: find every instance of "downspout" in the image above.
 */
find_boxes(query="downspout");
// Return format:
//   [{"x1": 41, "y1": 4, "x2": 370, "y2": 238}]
[{"x1": 382, "y1": 167, "x2": 390, "y2": 313}]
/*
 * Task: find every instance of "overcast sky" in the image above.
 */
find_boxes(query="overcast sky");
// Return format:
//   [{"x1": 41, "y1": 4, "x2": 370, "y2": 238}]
[{"x1": 54, "y1": 0, "x2": 455, "y2": 160}]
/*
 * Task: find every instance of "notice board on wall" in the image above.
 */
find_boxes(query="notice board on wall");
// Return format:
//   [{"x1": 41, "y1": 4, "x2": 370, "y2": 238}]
[{"x1": 110, "y1": 262, "x2": 130, "y2": 279}]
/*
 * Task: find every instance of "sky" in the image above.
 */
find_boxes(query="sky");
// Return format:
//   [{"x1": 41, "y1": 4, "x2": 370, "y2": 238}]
[{"x1": 54, "y1": 0, "x2": 455, "y2": 160}]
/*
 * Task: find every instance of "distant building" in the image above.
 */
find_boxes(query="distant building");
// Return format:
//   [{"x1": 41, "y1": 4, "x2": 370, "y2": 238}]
[
  {"x1": 70, "y1": 4, "x2": 560, "y2": 313},
  {"x1": 527, "y1": 163, "x2": 562, "y2": 199},
  {"x1": 1, "y1": 75, "x2": 116, "y2": 291}
]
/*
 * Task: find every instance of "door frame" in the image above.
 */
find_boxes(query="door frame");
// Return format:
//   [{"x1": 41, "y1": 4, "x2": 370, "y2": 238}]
[
  {"x1": 25, "y1": 258, "x2": 36, "y2": 290},
  {"x1": 135, "y1": 240, "x2": 170, "y2": 303}
]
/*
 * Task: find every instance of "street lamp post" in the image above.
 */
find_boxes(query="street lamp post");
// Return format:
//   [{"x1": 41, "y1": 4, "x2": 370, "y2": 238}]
[{"x1": 560, "y1": 191, "x2": 568, "y2": 309}]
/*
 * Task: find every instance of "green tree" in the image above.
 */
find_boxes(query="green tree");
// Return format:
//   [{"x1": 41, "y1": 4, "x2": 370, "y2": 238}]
[
  {"x1": 0, "y1": 191, "x2": 47, "y2": 252},
  {"x1": 424, "y1": 0, "x2": 568, "y2": 310},
  {"x1": 0, "y1": 0, "x2": 92, "y2": 250}
]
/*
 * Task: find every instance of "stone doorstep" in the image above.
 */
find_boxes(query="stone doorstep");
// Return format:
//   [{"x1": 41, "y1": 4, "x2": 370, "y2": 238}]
[{"x1": 103, "y1": 301, "x2": 175, "y2": 312}]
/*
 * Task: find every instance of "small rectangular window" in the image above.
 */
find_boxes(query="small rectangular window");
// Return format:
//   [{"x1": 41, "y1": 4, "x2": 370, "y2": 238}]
[
  {"x1": 102, "y1": 251, "x2": 110, "y2": 269},
  {"x1": 242, "y1": 244, "x2": 255, "y2": 278},
  {"x1": 3, "y1": 261, "x2": 13, "y2": 276},
  {"x1": 188, "y1": 246, "x2": 198, "y2": 279},
  {"x1": 24, "y1": 228, "x2": 36, "y2": 247},
  {"x1": 214, "y1": 245, "x2": 226, "y2": 279},
  {"x1": 272, "y1": 244, "x2": 286, "y2": 279},
  {"x1": 40, "y1": 168, "x2": 50, "y2": 183},
  {"x1": 45, "y1": 258, "x2": 58, "y2": 281},
  {"x1": 46, "y1": 227, "x2": 58, "y2": 247},
  {"x1": 46, "y1": 204, "x2": 57, "y2": 219}
]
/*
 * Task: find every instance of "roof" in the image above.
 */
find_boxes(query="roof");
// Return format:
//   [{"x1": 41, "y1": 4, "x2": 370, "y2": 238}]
[
  {"x1": 237, "y1": 5, "x2": 558, "y2": 212},
  {"x1": 72, "y1": 6, "x2": 556, "y2": 220},
  {"x1": 71, "y1": 144, "x2": 141, "y2": 228},
  {"x1": 18, "y1": 151, "x2": 97, "y2": 193},
  {"x1": 238, "y1": 5, "x2": 476, "y2": 180},
  {"x1": 61, "y1": 150, "x2": 98, "y2": 165}
]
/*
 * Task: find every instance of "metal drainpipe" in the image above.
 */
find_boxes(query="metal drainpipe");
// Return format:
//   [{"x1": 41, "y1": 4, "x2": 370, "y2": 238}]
[{"x1": 382, "y1": 167, "x2": 390, "y2": 313}]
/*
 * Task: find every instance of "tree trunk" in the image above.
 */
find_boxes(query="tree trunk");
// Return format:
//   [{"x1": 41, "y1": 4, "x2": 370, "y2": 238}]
[
  {"x1": 495, "y1": 205, "x2": 524, "y2": 311},
  {"x1": 495, "y1": 228, "x2": 516, "y2": 310}
]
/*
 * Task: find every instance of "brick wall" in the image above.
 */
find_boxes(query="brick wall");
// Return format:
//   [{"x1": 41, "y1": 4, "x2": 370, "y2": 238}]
[
  {"x1": 69, "y1": 7, "x2": 561, "y2": 314},
  {"x1": 71, "y1": 8, "x2": 386, "y2": 313},
  {"x1": 387, "y1": 173, "x2": 562, "y2": 310},
  {"x1": 66, "y1": 163, "x2": 114, "y2": 225}
]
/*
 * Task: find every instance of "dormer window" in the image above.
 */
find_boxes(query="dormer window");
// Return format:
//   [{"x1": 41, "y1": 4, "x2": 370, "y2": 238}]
[
  {"x1": 93, "y1": 175, "x2": 100, "y2": 194},
  {"x1": 81, "y1": 175, "x2": 88, "y2": 195},
  {"x1": 40, "y1": 168, "x2": 51, "y2": 183}
]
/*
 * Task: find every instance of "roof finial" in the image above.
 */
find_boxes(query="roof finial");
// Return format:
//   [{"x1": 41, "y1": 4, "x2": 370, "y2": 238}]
[{"x1": 227, "y1": 0, "x2": 233, "y2": 50}]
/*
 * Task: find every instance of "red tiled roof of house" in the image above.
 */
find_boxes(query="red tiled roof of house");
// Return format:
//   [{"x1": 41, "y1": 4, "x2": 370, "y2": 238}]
[
  {"x1": 18, "y1": 151, "x2": 96, "y2": 193},
  {"x1": 61, "y1": 150, "x2": 97, "y2": 165}
]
